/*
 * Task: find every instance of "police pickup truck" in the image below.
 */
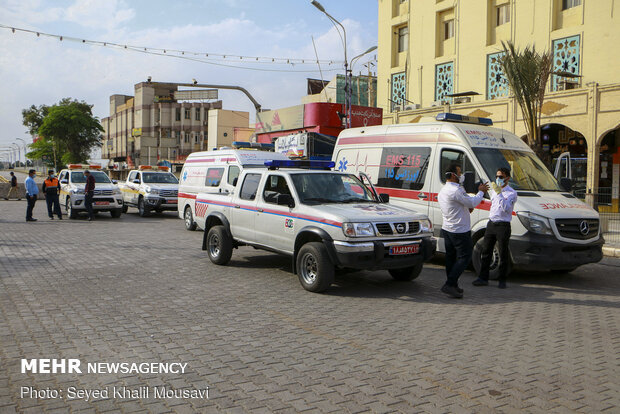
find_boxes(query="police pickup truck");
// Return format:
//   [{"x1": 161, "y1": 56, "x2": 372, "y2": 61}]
[
  {"x1": 118, "y1": 166, "x2": 179, "y2": 216},
  {"x1": 195, "y1": 160, "x2": 436, "y2": 292}
]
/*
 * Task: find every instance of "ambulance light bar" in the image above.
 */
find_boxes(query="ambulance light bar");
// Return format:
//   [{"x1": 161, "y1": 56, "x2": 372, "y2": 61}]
[
  {"x1": 264, "y1": 160, "x2": 335, "y2": 170},
  {"x1": 138, "y1": 165, "x2": 153, "y2": 170},
  {"x1": 67, "y1": 164, "x2": 102, "y2": 170},
  {"x1": 436, "y1": 112, "x2": 493, "y2": 126},
  {"x1": 232, "y1": 141, "x2": 274, "y2": 150}
]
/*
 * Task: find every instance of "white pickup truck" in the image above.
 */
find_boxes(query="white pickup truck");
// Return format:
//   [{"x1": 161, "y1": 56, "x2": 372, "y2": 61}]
[
  {"x1": 118, "y1": 166, "x2": 179, "y2": 216},
  {"x1": 196, "y1": 160, "x2": 436, "y2": 292}
]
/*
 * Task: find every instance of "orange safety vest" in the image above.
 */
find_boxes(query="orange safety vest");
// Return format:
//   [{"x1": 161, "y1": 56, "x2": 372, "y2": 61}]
[{"x1": 44, "y1": 177, "x2": 59, "y2": 191}]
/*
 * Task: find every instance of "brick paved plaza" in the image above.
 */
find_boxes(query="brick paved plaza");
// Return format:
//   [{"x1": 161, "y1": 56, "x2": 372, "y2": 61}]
[{"x1": 1, "y1": 200, "x2": 619, "y2": 413}]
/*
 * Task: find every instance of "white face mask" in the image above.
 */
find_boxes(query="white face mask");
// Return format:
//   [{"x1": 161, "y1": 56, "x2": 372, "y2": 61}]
[{"x1": 458, "y1": 174, "x2": 465, "y2": 185}]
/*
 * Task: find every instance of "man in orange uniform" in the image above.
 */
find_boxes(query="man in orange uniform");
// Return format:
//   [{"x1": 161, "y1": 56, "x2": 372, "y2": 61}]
[{"x1": 42, "y1": 169, "x2": 62, "y2": 220}]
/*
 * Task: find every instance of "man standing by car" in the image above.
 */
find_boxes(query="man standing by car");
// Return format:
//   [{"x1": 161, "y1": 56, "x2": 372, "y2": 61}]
[
  {"x1": 473, "y1": 167, "x2": 517, "y2": 289},
  {"x1": 84, "y1": 169, "x2": 95, "y2": 221},
  {"x1": 42, "y1": 169, "x2": 62, "y2": 220},
  {"x1": 4, "y1": 172, "x2": 21, "y2": 200},
  {"x1": 24, "y1": 169, "x2": 39, "y2": 222},
  {"x1": 438, "y1": 164, "x2": 489, "y2": 298}
]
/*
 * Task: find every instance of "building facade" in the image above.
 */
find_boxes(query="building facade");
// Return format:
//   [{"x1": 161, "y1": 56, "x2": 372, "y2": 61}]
[
  {"x1": 101, "y1": 82, "x2": 249, "y2": 172},
  {"x1": 302, "y1": 74, "x2": 378, "y2": 108},
  {"x1": 378, "y1": 0, "x2": 620, "y2": 211}
]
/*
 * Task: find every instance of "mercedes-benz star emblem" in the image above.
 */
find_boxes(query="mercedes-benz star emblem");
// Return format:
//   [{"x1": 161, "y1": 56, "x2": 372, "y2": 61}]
[
  {"x1": 579, "y1": 220, "x2": 590, "y2": 236},
  {"x1": 395, "y1": 223, "x2": 405, "y2": 233}
]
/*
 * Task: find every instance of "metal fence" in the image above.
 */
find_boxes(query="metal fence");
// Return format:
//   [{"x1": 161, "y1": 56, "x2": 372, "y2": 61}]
[{"x1": 574, "y1": 187, "x2": 619, "y2": 246}]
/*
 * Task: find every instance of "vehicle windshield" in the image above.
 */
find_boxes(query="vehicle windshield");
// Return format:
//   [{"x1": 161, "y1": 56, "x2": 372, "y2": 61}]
[
  {"x1": 142, "y1": 172, "x2": 179, "y2": 184},
  {"x1": 71, "y1": 171, "x2": 111, "y2": 184},
  {"x1": 473, "y1": 148, "x2": 562, "y2": 191},
  {"x1": 290, "y1": 173, "x2": 376, "y2": 204}
]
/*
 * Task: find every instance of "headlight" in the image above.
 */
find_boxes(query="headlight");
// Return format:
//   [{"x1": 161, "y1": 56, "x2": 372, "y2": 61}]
[
  {"x1": 71, "y1": 188, "x2": 84, "y2": 195},
  {"x1": 517, "y1": 211, "x2": 552, "y2": 235},
  {"x1": 113, "y1": 188, "x2": 121, "y2": 195},
  {"x1": 145, "y1": 187, "x2": 159, "y2": 194},
  {"x1": 342, "y1": 222, "x2": 375, "y2": 237},
  {"x1": 419, "y1": 219, "x2": 433, "y2": 233}
]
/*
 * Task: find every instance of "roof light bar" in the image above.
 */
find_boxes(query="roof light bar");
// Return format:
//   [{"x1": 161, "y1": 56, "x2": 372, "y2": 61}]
[
  {"x1": 232, "y1": 141, "x2": 275, "y2": 150},
  {"x1": 436, "y1": 112, "x2": 493, "y2": 126},
  {"x1": 264, "y1": 160, "x2": 335, "y2": 170}
]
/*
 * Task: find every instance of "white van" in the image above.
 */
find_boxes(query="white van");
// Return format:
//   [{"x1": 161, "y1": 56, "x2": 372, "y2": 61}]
[
  {"x1": 332, "y1": 113, "x2": 603, "y2": 277},
  {"x1": 178, "y1": 148, "x2": 289, "y2": 230}
]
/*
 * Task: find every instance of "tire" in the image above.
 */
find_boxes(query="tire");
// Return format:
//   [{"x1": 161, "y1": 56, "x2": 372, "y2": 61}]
[
  {"x1": 110, "y1": 209, "x2": 122, "y2": 218},
  {"x1": 206, "y1": 225, "x2": 233, "y2": 265},
  {"x1": 472, "y1": 237, "x2": 512, "y2": 281},
  {"x1": 66, "y1": 198, "x2": 77, "y2": 219},
  {"x1": 122, "y1": 205, "x2": 128, "y2": 213},
  {"x1": 184, "y1": 206, "x2": 197, "y2": 231},
  {"x1": 138, "y1": 196, "x2": 150, "y2": 217},
  {"x1": 389, "y1": 262, "x2": 423, "y2": 281},
  {"x1": 296, "y1": 242, "x2": 334, "y2": 293}
]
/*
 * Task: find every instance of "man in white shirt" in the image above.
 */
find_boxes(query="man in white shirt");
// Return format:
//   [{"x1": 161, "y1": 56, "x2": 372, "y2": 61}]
[
  {"x1": 473, "y1": 167, "x2": 518, "y2": 289},
  {"x1": 438, "y1": 164, "x2": 489, "y2": 298}
]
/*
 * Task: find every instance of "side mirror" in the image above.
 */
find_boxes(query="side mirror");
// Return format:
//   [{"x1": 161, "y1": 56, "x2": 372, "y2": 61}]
[
  {"x1": 232, "y1": 177, "x2": 238, "y2": 187},
  {"x1": 112, "y1": 180, "x2": 118, "y2": 184},
  {"x1": 276, "y1": 193, "x2": 295, "y2": 208},
  {"x1": 60, "y1": 179, "x2": 68, "y2": 185},
  {"x1": 379, "y1": 193, "x2": 390, "y2": 203},
  {"x1": 463, "y1": 171, "x2": 476, "y2": 194},
  {"x1": 559, "y1": 177, "x2": 572, "y2": 192},
  {"x1": 133, "y1": 179, "x2": 141, "y2": 184}
]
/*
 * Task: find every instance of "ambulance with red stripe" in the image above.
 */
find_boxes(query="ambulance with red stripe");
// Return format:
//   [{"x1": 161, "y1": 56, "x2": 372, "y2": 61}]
[
  {"x1": 333, "y1": 113, "x2": 603, "y2": 277},
  {"x1": 178, "y1": 148, "x2": 290, "y2": 231},
  {"x1": 195, "y1": 159, "x2": 435, "y2": 292}
]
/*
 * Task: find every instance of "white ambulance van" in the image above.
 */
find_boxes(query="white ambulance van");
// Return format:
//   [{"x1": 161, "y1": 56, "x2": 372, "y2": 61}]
[
  {"x1": 178, "y1": 148, "x2": 289, "y2": 230},
  {"x1": 332, "y1": 113, "x2": 603, "y2": 277}
]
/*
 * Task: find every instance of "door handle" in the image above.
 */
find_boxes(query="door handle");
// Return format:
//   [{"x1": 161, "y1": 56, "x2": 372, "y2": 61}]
[
  {"x1": 257, "y1": 208, "x2": 263, "y2": 212},
  {"x1": 418, "y1": 193, "x2": 428, "y2": 199},
  {"x1": 234, "y1": 205, "x2": 240, "y2": 209}
]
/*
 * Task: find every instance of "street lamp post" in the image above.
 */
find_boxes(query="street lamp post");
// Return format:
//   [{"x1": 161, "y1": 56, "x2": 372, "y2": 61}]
[
  {"x1": 311, "y1": 0, "x2": 351, "y2": 128},
  {"x1": 16, "y1": 138, "x2": 27, "y2": 167},
  {"x1": 11, "y1": 144, "x2": 20, "y2": 168}
]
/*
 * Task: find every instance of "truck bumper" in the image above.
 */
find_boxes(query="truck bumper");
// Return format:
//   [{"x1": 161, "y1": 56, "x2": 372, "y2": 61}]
[
  {"x1": 144, "y1": 197, "x2": 178, "y2": 210},
  {"x1": 510, "y1": 233, "x2": 604, "y2": 271},
  {"x1": 329, "y1": 237, "x2": 436, "y2": 270},
  {"x1": 72, "y1": 196, "x2": 123, "y2": 210}
]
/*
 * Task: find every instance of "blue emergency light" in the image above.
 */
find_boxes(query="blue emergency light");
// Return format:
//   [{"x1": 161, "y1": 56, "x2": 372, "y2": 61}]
[
  {"x1": 436, "y1": 112, "x2": 493, "y2": 126},
  {"x1": 232, "y1": 141, "x2": 275, "y2": 150},
  {"x1": 264, "y1": 160, "x2": 335, "y2": 170}
]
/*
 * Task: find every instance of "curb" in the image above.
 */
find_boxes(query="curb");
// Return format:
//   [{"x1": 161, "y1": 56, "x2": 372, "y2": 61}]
[{"x1": 602, "y1": 246, "x2": 620, "y2": 258}]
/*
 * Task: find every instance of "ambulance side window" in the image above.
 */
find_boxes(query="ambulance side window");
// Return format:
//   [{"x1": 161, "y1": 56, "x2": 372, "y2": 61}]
[
  {"x1": 128, "y1": 171, "x2": 137, "y2": 181},
  {"x1": 262, "y1": 175, "x2": 291, "y2": 204},
  {"x1": 440, "y1": 149, "x2": 480, "y2": 183},
  {"x1": 239, "y1": 173, "x2": 261, "y2": 200},
  {"x1": 227, "y1": 166, "x2": 240, "y2": 185},
  {"x1": 377, "y1": 147, "x2": 431, "y2": 190},
  {"x1": 205, "y1": 168, "x2": 224, "y2": 187}
]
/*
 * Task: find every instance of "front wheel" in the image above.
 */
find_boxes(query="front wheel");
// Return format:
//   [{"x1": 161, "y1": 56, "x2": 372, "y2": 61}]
[
  {"x1": 66, "y1": 198, "x2": 77, "y2": 219},
  {"x1": 389, "y1": 262, "x2": 423, "y2": 281},
  {"x1": 472, "y1": 237, "x2": 512, "y2": 281},
  {"x1": 110, "y1": 209, "x2": 122, "y2": 218},
  {"x1": 206, "y1": 225, "x2": 233, "y2": 265},
  {"x1": 296, "y1": 242, "x2": 334, "y2": 293},
  {"x1": 184, "y1": 206, "x2": 197, "y2": 231},
  {"x1": 138, "y1": 197, "x2": 150, "y2": 217}
]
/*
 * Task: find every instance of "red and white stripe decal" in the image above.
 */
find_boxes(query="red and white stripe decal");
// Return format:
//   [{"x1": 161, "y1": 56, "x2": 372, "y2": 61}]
[{"x1": 178, "y1": 192, "x2": 197, "y2": 199}]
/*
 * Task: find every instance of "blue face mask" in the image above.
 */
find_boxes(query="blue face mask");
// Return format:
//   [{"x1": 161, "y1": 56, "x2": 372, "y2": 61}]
[{"x1": 496, "y1": 177, "x2": 505, "y2": 187}]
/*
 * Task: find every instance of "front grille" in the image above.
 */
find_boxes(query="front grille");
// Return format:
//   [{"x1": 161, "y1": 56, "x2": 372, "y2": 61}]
[
  {"x1": 555, "y1": 218, "x2": 599, "y2": 240},
  {"x1": 93, "y1": 197, "x2": 115, "y2": 203},
  {"x1": 93, "y1": 189, "x2": 114, "y2": 196},
  {"x1": 375, "y1": 222, "x2": 420, "y2": 236},
  {"x1": 160, "y1": 189, "x2": 178, "y2": 197}
]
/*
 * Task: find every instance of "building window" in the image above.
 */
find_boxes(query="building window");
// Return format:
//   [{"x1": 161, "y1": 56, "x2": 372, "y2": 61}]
[
  {"x1": 562, "y1": 0, "x2": 581, "y2": 10},
  {"x1": 487, "y1": 52, "x2": 509, "y2": 99},
  {"x1": 195, "y1": 108, "x2": 201, "y2": 121},
  {"x1": 551, "y1": 35, "x2": 581, "y2": 91},
  {"x1": 184, "y1": 108, "x2": 190, "y2": 120},
  {"x1": 175, "y1": 108, "x2": 181, "y2": 121},
  {"x1": 398, "y1": 26, "x2": 408, "y2": 53},
  {"x1": 391, "y1": 72, "x2": 406, "y2": 111},
  {"x1": 184, "y1": 133, "x2": 189, "y2": 143},
  {"x1": 443, "y1": 19, "x2": 454, "y2": 40},
  {"x1": 156, "y1": 109, "x2": 160, "y2": 122},
  {"x1": 435, "y1": 62, "x2": 453, "y2": 103},
  {"x1": 496, "y1": 3, "x2": 510, "y2": 26}
]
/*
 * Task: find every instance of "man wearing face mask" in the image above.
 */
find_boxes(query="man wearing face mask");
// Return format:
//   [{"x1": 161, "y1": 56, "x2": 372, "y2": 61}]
[
  {"x1": 438, "y1": 163, "x2": 489, "y2": 298},
  {"x1": 473, "y1": 167, "x2": 517, "y2": 288},
  {"x1": 42, "y1": 169, "x2": 62, "y2": 220}
]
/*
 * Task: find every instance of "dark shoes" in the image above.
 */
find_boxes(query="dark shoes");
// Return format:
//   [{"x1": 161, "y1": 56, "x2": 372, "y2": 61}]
[
  {"x1": 50, "y1": 216, "x2": 54, "y2": 220},
  {"x1": 26, "y1": 218, "x2": 37, "y2": 222},
  {"x1": 498, "y1": 281, "x2": 507, "y2": 289},
  {"x1": 58, "y1": 216, "x2": 62, "y2": 220},
  {"x1": 441, "y1": 284, "x2": 463, "y2": 298},
  {"x1": 472, "y1": 278, "x2": 489, "y2": 286}
]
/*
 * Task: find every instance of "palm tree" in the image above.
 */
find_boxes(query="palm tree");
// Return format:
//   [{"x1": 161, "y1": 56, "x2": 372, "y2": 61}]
[{"x1": 500, "y1": 41, "x2": 552, "y2": 162}]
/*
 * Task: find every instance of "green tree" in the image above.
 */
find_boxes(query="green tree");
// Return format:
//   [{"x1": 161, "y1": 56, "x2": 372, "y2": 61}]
[
  {"x1": 26, "y1": 137, "x2": 60, "y2": 170},
  {"x1": 500, "y1": 41, "x2": 552, "y2": 162},
  {"x1": 22, "y1": 104, "x2": 50, "y2": 136}
]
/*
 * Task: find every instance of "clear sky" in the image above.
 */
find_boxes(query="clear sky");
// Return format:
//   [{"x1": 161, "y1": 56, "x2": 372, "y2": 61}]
[{"x1": 0, "y1": 0, "x2": 378, "y2": 159}]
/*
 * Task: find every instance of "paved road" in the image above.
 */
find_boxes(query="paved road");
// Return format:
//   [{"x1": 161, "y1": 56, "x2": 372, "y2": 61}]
[{"x1": 1, "y1": 200, "x2": 619, "y2": 413}]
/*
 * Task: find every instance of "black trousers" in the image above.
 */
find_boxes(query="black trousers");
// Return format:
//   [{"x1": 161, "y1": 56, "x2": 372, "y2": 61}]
[
  {"x1": 479, "y1": 221, "x2": 512, "y2": 282},
  {"x1": 85, "y1": 193, "x2": 94, "y2": 219},
  {"x1": 441, "y1": 229, "x2": 473, "y2": 287},
  {"x1": 46, "y1": 193, "x2": 62, "y2": 218},
  {"x1": 26, "y1": 195, "x2": 37, "y2": 220}
]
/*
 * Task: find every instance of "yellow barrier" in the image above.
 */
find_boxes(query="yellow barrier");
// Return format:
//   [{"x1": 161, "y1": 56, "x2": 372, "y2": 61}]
[{"x1": 0, "y1": 176, "x2": 8, "y2": 183}]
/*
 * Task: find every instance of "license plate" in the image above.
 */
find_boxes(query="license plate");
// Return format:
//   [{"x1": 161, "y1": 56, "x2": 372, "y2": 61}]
[
  {"x1": 166, "y1": 199, "x2": 178, "y2": 203},
  {"x1": 389, "y1": 244, "x2": 419, "y2": 255},
  {"x1": 94, "y1": 201, "x2": 110, "y2": 206}
]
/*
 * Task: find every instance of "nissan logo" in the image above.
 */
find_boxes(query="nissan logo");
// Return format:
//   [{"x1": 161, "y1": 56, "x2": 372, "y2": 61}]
[
  {"x1": 579, "y1": 220, "x2": 590, "y2": 236},
  {"x1": 395, "y1": 223, "x2": 406, "y2": 233}
]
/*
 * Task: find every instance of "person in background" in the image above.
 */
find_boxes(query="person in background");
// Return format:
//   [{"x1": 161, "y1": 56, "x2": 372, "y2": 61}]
[
  {"x1": 24, "y1": 169, "x2": 39, "y2": 222},
  {"x1": 4, "y1": 172, "x2": 21, "y2": 200},
  {"x1": 42, "y1": 169, "x2": 62, "y2": 220},
  {"x1": 473, "y1": 167, "x2": 518, "y2": 289},
  {"x1": 84, "y1": 169, "x2": 95, "y2": 221},
  {"x1": 437, "y1": 163, "x2": 489, "y2": 298}
]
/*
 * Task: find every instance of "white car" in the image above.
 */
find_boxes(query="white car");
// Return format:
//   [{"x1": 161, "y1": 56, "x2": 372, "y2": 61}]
[{"x1": 58, "y1": 165, "x2": 123, "y2": 219}]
